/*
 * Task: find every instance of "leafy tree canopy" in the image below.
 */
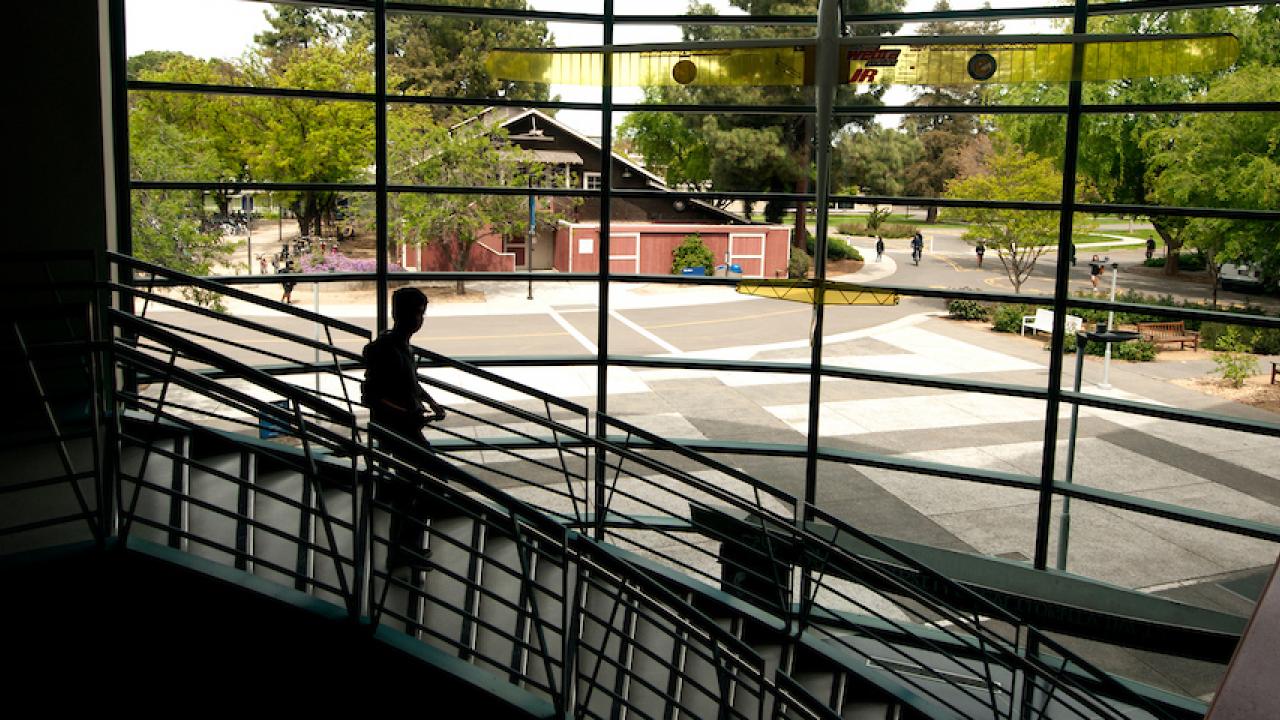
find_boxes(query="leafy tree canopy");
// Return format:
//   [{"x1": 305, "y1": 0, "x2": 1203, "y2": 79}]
[
  {"x1": 994, "y1": 6, "x2": 1280, "y2": 271},
  {"x1": 831, "y1": 125, "x2": 922, "y2": 196},
  {"x1": 1145, "y1": 65, "x2": 1280, "y2": 290},
  {"x1": 945, "y1": 143, "x2": 1094, "y2": 292}
]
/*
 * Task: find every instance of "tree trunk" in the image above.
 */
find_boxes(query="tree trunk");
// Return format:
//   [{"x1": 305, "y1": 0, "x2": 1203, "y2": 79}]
[{"x1": 925, "y1": 205, "x2": 939, "y2": 224}]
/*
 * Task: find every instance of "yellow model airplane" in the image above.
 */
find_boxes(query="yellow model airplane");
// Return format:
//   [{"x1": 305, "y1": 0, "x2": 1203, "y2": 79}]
[
  {"x1": 486, "y1": 33, "x2": 1238, "y2": 87},
  {"x1": 736, "y1": 279, "x2": 900, "y2": 306}
]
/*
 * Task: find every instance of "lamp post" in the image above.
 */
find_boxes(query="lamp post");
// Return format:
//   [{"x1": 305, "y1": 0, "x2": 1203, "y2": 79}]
[
  {"x1": 527, "y1": 177, "x2": 535, "y2": 301},
  {"x1": 1098, "y1": 259, "x2": 1120, "y2": 389},
  {"x1": 1057, "y1": 325, "x2": 1140, "y2": 571}
]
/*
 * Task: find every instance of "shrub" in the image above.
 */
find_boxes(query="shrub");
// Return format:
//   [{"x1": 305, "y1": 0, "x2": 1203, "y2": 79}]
[
  {"x1": 1249, "y1": 328, "x2": 1280, "y2": 355},
  {"x1": 1213, "y1": 327, "x2": 1258, "y2": 388},
  {"x1": 879, "y1": 223, "x2": 918, "y2": 238},
  {"x1": 992, "y1": 304, "x2": 1035, "y2": 333},
  {"x1": 1142, "y1": 252, "x2": 1207, "y2": 272},
  {"x1": 947, "y1": 298, "x2": 990, "y2": 321},
  {"x1": 788, "y1": 246, "x2": 811, "y2": 278},
  {"x1": 805, "y1": 233, "x2": 863, "y2": 261},
  {"x1": 302, "y1": 251, "x2": 401, "y2": 273},
  {"x1": 835, "y1": 221, "x2": 862, "y2": 235},
  {"x1": 671, "y1": 234, "x2": 715, "y2": 275},
  {"x1": 1114, "y1": 340, "x2": 1158, "y2": 361},
  {"x1": 1203, "y1": 323, "x2": 1280, "y2": 354},
  {"x1": 1058, "y1": 334, "x2": 1157, "y2": 361}
]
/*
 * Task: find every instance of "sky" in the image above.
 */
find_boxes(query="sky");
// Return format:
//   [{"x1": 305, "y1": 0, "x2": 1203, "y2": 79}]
[{"x1": 125, "y1": 0, "x2": 1053, "y2": 135}]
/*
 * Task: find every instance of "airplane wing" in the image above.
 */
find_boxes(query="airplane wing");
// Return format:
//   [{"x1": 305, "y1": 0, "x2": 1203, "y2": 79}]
[{"x1": 485, "y1": 33, "x2": 1238, "y2": 87}]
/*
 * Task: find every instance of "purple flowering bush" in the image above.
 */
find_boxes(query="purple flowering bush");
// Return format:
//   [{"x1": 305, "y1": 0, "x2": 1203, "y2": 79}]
[{"x1": 301, "y1": 251, "x2": 401, "y2": 273}]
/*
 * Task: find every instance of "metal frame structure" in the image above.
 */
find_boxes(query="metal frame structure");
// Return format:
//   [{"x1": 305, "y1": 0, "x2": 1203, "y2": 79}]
[{"x1": 103, "y1": 0, "x2": 1279, "y2": 697}]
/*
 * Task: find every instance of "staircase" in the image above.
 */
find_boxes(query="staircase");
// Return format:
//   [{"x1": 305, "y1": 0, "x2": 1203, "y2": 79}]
[{"x1": 1, "y1": 252, "x2": 1203, "y2": 719}]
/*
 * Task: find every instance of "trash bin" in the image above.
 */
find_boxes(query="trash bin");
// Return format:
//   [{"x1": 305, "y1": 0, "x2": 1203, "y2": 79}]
[
  {"x1": 680, "y1": 266, "x2": 706, "y2": 276},
  {"x1": 259, "y1": 399, "x2": 292, "y2": 439}
]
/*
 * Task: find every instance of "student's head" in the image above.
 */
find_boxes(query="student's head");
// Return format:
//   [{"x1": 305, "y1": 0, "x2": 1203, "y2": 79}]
[
  {"x1": 1092, "y1": 254, "x2": 1100, "y2": 261},
  {"x1": 391, "y1": 287, "x2": 428, "y2": 333}
]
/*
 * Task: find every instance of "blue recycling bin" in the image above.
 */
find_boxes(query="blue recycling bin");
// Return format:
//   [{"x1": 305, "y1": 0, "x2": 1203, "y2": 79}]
[
  {"x1": 680, "y1": 266, "x2": 706, "y2": 276},
  {"x1": 259, "y1": 399, "x2": 292, "y2": 439}
]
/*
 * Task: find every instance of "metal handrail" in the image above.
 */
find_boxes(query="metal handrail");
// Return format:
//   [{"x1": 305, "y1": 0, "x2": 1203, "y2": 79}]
[
  {"x1": 392, "y1": 347, "x2": 1177, "y2": 718},
  {"x1": 363, "y1": 426, "x2": 788, "y2": 718},
  {"x1": 107, "y1": 252, "x2": 372, "y2": 340},
  {"x1": 20, "y1": 261, "x2": 1188, "y2": 717}
]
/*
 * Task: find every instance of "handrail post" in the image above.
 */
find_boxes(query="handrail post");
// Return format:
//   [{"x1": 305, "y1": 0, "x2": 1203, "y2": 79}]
[
  {"x1": 561, "y1": 531, "x2": 580, "y2": 716},
  {"x1": 352, "y1": 452, "x2": 371, "y2": 624}
]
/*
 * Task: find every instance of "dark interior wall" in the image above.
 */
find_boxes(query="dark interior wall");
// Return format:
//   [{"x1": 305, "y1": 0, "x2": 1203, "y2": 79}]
[
  {"x1": 4, "y1": 3, "x2": 109, "y2": 441},
  {"x1": 13, "y1": 2, "x2": 110, "y2": 262},
  {"x1": 1, "y1": 545, "x2": 547, "y2": 715}
]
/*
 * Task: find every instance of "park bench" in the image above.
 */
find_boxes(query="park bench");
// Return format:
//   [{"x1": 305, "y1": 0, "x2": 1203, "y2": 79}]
[
  {"x1": 1021, "y1": 308, "x2": 1083, "y2": 337},
  {"x1": 1136, "y1": 321, "x2": 1200, "y2": 350}
]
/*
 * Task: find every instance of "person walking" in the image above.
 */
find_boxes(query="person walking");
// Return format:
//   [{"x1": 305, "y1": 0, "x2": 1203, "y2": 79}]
[
  {"x1": 1145, "y1": 236, "x2": 1156, "y2": 261},
  {"x1": 280, "y1": 256, "x2": 297, "y2": 304},
  {"x1": 975, "y1": 242, "x2": 985, "y2": 268},
  {"x1": 362, "y1": 287, "x2": 450, "y2": 574},
  {"x1": 1089, "y1": 254, "x2": 1104, "y2": 290},
  {"x1": 875, "y1": 237, "x2": 885, "y2": 262}
]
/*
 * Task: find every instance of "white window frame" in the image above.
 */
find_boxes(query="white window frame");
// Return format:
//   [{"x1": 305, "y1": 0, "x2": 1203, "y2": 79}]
[{"x1": 583, "y1": 171, "x2": 601, "y2": 191}]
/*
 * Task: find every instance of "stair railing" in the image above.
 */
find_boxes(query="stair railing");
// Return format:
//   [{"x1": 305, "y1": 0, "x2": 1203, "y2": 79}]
[
  {"x1": 2, "y1": 251, "x2": 106, "y2": 552},
  {"x1": 108, "y1": 308, "x2": 368, "y2": 617},
  {"x1": 398, "y1": 351, "x2": 1179, "y2": 719},
  {"x1": 364, "y1": 423, "x2": 828, "y2": 720},
  {"x1": 90, "y1": 256, "x2": 1184, "y2": 718}
]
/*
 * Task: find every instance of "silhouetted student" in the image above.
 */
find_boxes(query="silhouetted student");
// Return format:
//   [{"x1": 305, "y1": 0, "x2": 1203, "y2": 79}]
[
  {"x1": 975, "y1": 242, "x2": 986, "y2": 268},
  {"x1": 875, "y1": 237, "x2": 885, "y2": 262},
  {"x1": 363, "y1": 287, "x2": 449, "y2": 574},
  {"x1": 1089, "y1": 254, "x2": 1104, "y2": 290},
  {"x1": 1145, "y1": 236, "x2": 1157, "y2": 260},
  {"x1": 281, "y1": 257, "x2": 297, "y2": 304}
]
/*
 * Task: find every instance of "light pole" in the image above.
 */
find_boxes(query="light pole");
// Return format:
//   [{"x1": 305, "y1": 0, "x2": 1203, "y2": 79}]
[
  {"x1": 527, "y1": 177, "x2": 535, "y2": 301},
  {"x1": 1099, "y1": 259, "x2": 1120, "y2": 389},
  {"x1": 1058, "y1": 325, "x2": 1140, "y2": 571}
]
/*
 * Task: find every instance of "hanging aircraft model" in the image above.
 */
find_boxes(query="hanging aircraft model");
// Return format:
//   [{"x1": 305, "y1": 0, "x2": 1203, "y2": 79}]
[{"x1": 485, "y1": 33, "x2": 1238, "y2": 88}]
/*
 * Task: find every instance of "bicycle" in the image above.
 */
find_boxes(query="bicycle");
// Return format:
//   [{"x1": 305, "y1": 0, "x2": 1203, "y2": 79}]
[{"x1": 912, "y1": 247, "x2": 922, "y2": 266}]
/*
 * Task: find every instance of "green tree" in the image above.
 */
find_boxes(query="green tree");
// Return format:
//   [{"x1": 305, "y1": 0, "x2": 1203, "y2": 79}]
[
  {"x1": 900, "y1": 0, "x2": 1002, "y2": 222},
  {"x1": 239, "y1": 42, "x2": 375, "y2": 239},
  {"x1": 391, "y1": 110, "x2": 543, "y2": 293},
  {"x1": 129, "y1": 115, "x2": 233, "y2": 308},
  {"x1": 133, "y1": 54, "x2": 251, "y2": 218},
  {"x1": 831, "y1": 125, "x2": 922, "y2": 197},
  {"x1": 1144, "y1": 65, "x2": 1280, "y2": 299},
  {"x1": 385, "y1": 0, "x2": 552, "y2": 119},
  {"x1": 255, "y1": 6, "x2": 346, "y2": 57},
  {"x1": 945, "y1": 144, "x2": 1093, "y2": 293},
  {"x1": 997, "y1": 5, "x2": 1280, "y2": 274}
]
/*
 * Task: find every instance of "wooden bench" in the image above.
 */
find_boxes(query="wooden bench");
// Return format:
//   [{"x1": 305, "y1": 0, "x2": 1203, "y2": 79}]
[
  {"x1": 1137, "y1": 321, "x2": 1200, "y2": 350},
  {"x1": 1021, "y1": 308, "x2": 1083, "y2": 337}
]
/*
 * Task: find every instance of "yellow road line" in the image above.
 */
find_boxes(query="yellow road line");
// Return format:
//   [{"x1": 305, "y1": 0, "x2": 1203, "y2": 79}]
[
  {"x1": 935, "y1": 254, "x2": 967, "y2": 272},
  {"x1": 644, "y1": 306, "x2": 806, "y2": 330}
]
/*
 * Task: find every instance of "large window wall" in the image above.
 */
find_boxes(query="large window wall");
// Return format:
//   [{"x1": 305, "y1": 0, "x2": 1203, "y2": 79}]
[{"x1": 118, "y1": 0, "x2": 1278, "y2": 696}]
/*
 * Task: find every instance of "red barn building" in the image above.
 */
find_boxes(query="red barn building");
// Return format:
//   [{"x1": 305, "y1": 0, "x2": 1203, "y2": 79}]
[{"x1": 400, "y1": 108, "x2": 791, "y2": 277}]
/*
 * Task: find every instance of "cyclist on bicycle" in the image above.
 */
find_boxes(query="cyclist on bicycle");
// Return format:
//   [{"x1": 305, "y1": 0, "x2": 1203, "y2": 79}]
[{"x1": 910, "y1": 231, "x2": 924, "y2": 265}]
